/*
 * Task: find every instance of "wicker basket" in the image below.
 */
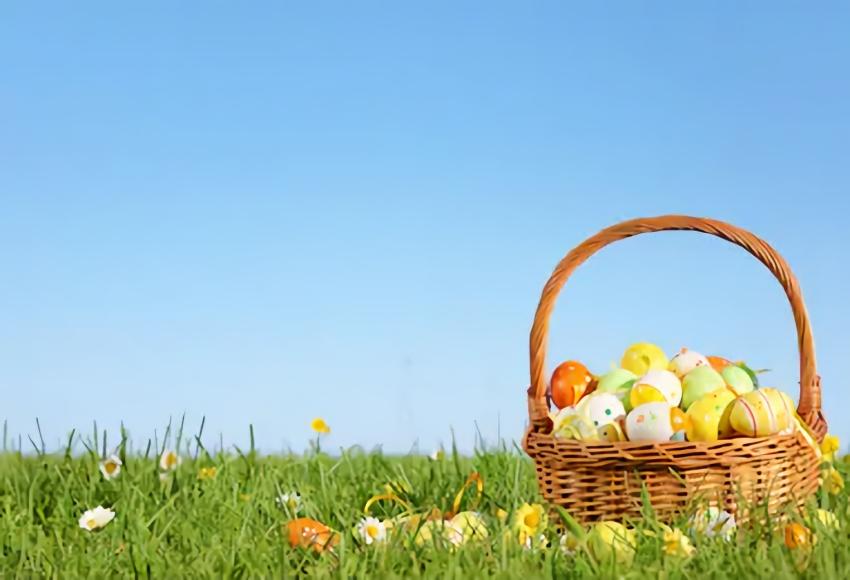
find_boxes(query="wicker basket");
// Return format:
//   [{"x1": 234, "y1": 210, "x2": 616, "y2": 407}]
[{"x1": 522, "y1": 215, "x2": 827, "y2": 523}]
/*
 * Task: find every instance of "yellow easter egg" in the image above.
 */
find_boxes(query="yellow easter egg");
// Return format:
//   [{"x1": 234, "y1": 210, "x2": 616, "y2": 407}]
[
  {"x1": 685, "y1": 388, "x2": 737, "y2": 442},
  {"x1": 728, "y1": 388, "x2": 795, "y2": 437},
  {"x1": 598, "y1": 421, "x2": 626, "y2": 442},
  {"x1": 587, "y1": 521, "x2": 636, "y2": 565},
  {"x1": 629, "y1": 384, "x2": 666, "y2": 408},
  {"x1": 620, "y1": 343, "x2": 669, "y2": 376}
]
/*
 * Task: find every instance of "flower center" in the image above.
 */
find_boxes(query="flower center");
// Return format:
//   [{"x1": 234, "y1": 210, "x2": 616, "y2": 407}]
[
  {"x1": 105, "y1": 462, "x2": 117, "y2": 474},
  {"x1": 523, "y1": 511, "x2": 540, "y2": 528},
  {"x1": 87, "y1": 518, "x2": 98, "y2": 529},
  {"x1": 166, "y1": 453, "x2": 176, "y2": 467},
  {"x1": 366, "y1": 525, "x2": 379, "y2": 538}
]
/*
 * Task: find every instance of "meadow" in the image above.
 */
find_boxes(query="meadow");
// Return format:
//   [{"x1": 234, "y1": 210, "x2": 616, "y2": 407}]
[{"x1": 1, "y1": 420, "x2": 848, "y2": 578}]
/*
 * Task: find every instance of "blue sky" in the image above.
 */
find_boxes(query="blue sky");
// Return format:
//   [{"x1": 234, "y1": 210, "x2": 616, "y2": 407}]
[{"x1": 1, "y1": 2, "x2": 848, "y2": 454}]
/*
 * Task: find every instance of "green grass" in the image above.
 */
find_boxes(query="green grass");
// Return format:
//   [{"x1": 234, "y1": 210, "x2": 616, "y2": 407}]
[{"x1": 1, "y1": 426, "x2": 848, "y2": 578}]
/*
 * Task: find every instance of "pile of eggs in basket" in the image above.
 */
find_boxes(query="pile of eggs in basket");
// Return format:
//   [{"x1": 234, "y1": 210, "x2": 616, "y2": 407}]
[{"x1": 548, "y1": 344, "x2": 798, "y2": 443}]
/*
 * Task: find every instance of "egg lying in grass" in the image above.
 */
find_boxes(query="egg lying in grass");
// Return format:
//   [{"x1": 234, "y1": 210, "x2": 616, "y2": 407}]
[
  {"x1": 625, "y1": 402, "x2": 688, "y2": 442},
  {"x1": 550, "y1": 361, "x2": 595, "y2": 409},
  {"x1": 596, "y1": 368, "x2": 638, "y2": 410},
  {"x1": 728, "y1": 388, "x2": 794, "y2": 437},
  {"x1": 629, "y1": 370, "x2": 682, "y2": 408},
  {"x1": 587, "y1": 522, "x2": 636, "y2": 565},
  {"x1": 721, "y1": 365, "x2": 755, "y2": 396},
  {"x1": 685, "y1": 388, "x2": 737, "y2": 442},
  {"x1": 576, "y1": 392, "x2": 626, "y2": 430},
  {"x1": 620, "y1": 343, "x2": 668, "y2": 376},
  {"x1": 668, "y1": 348, "x2": 710, "y2": 379},
  {"x1": 681, "y1": 366, "x2": 726, "y2": 410}
]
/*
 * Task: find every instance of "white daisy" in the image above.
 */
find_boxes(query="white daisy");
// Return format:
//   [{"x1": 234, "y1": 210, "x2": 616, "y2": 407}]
[
  {"x1": 98, "y1": 455, "x2": 122, "y2": 480},
  {"x1": 159, "y1": 449, "x2": 181, "y2": 472},
  {"x1": 559, "y1": 532, "x2": 580, "y2": 555},
  {"x1": 276, "y1": 492, "x2": 302, "y2": 514},
  {"x1": 356, "y1": 516, "x2": 387, "y2": 545},
  {"x1": 429, "y1": 448, "x2": 445, "y2": 461},
  {"x1": 523, "y1": 532, "x2": 548, "y2": 550},
  {"x1": 689, "y1": 507, "x2": 736, "y2": 541},
  {"x1": 78, "y1": 506, "x2": 115, "y2": 531}
]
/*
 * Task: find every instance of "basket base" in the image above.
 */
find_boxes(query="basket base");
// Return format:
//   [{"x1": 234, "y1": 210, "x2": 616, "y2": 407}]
[{"x1": 525, "y1": 430, "x2": 821, "y2": 523}]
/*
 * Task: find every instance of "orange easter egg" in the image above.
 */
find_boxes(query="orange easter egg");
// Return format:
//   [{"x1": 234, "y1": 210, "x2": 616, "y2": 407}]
[
  {"x1": 287, "y1": 518, "x2": 338, "y2": 552},
  {"x1": 550, "y1": 361, "x2": 595, "y2": 409},
  {"x1": 707, "y1": 356, "x2": 732, "y2": 373}
]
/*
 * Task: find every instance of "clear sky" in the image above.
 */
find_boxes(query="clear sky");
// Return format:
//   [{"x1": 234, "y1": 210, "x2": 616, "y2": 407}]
[{"x1": 2, "y1": 2, "x2": 848, "y2": 455}]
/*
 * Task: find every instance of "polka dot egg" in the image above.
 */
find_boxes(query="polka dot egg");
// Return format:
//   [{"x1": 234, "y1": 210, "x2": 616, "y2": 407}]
[{"x1": 577, "y1": 392, "x2": 626, "y2": 429}]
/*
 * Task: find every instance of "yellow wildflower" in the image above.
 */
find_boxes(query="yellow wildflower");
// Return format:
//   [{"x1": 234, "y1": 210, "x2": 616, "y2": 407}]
[
  {"x1": 512, "y1": 503, "x2": 547, "y2": 537},
  {"x1": 815, "y1": 509, "x2": 839, "y2": 531},
  {"x1": 823, "y1": 467, "x2": 844, "y2": 495},
  {"x1": 663, "y1": 528, "x2": 696, "y2": 558},
  {"x1": 496, "y1": 508, "x2": 508, "y2": 524},
  {"x1": 821, "y1": 434, "x2": 840, "y2": 463},
  {"x1": 198, "y1": 467, "x2": 217, "y2": 480},
  {"x1": 311, "y1": 418, "x2": 331, "y2": 434}
]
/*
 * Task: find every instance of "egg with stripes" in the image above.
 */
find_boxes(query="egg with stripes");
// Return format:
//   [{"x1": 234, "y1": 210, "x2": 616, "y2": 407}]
[{"x1": 728, "y1": 388, "x2": 795, "y2": 437}]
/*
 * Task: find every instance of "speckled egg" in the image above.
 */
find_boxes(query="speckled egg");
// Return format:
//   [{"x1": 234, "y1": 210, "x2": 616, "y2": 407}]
[
  {"x1": 668, "y1": 348, "x2": 710, "y2": 378},
  {"x1": 721, "y1": 365, "x2": 755, "y2": 396},
  {"x1": 685, "y1": 388, "x2": 737, "y2": 442},
  {"x1": 625, "y1": 402, "x2": 688, "y2": 442},
  {"x1": 681, "y1": 366, "x2": 726, "y2": 410},
  {"x1": 576, "y1": 392, "x2": 626, "y2": 429},
  {"x1": 631, "y1": 369, "x2": 682, "y2": 407}
]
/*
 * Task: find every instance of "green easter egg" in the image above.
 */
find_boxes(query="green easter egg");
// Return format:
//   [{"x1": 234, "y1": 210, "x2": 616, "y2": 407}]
[
  {"x1": 681, "y1": 366, "x2": 726, "y2": 410},
  {"x1": 721, "y1": 365, "x2": 755, "y2": 396},
  {"x1": 596, "y1": 369, "x2": 637, "y2": 411}
]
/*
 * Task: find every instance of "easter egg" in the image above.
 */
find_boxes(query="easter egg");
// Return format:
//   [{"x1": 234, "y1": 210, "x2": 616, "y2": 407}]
[
  {"x1": 631, "y1": 370, "x2": 682, "y2": 407},
  {"x1": 685, "y1": 388, "x2": 737, "y2": 442},
  {"x1": 721, "y1": 365, "x2": 755, "y2": 396},
  {"x1": 576, "y1": 392, "x2": 626, "y2": 429},
  {"x1": 598, "y1": 421, "x2": 626, "y2": 442},
  {"x1": 620, "y1": 343, "x2": 669, "y2": 376},
  {"x1": 669, "y1": 348, "x2": 710, "y2": 378},
  {"x1": 596, "y1": 368, "x2": 638, "y2": 409},
  {"x1": 707, "y1": 355, "x2": 732, "y2": 372},
  {"x1": 550, "y1": 361, "x2": 595, "y2": 409},
  {"x1": 587, "y1": 522, "x2": 636, "y2": 565},
  {"x1": 625, "y1": 402, "x2": 687, "y2": 442},
  {"x1": 728, "y1": 388, "x2": 795, "y2": 437},
  {"x1": 449, "y1": 511, "x2": 489, "y2": 541},
  {"x1": 681, "y1": 366, "x2": 726, "y2": 410},
  {"x1": 629, "y1": 384, "x2": 667, "y2": 408}
]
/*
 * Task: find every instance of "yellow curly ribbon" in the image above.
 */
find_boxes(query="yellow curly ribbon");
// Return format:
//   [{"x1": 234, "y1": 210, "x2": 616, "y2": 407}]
[
  {"x1": 449, "y1": 472, "x2": 484, "y2": 517},
  {"x1": 793, "y1": 413, "x2": 822, "y2": 460},
  {"x1": 363, "y1": 492, "x2": 413, "y2": 516}
]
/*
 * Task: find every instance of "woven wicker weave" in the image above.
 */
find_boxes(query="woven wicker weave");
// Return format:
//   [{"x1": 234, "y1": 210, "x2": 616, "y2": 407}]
[{"x1": 522, "y1": 215, "x2": 827, "y2": 523}]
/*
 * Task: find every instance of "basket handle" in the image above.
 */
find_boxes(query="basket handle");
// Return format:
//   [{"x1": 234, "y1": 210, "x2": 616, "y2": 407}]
[{"x1": 527, "y1": 215, "x2": 827, "y2": 439}]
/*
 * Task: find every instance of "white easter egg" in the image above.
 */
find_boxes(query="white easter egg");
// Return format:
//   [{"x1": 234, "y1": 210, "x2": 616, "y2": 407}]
[
  {"x1": 632, "y1": 370, "x2": 682, "y2": 407},
  {"x1": 577, "y1": 392, "x2": 626, "y2": 429},
  {"x1": 669, "y1": 348, "x2": 710, "y2": 379},
  {"x1": 625, "y1": 402, "x2": 685, "y2": 442}
]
